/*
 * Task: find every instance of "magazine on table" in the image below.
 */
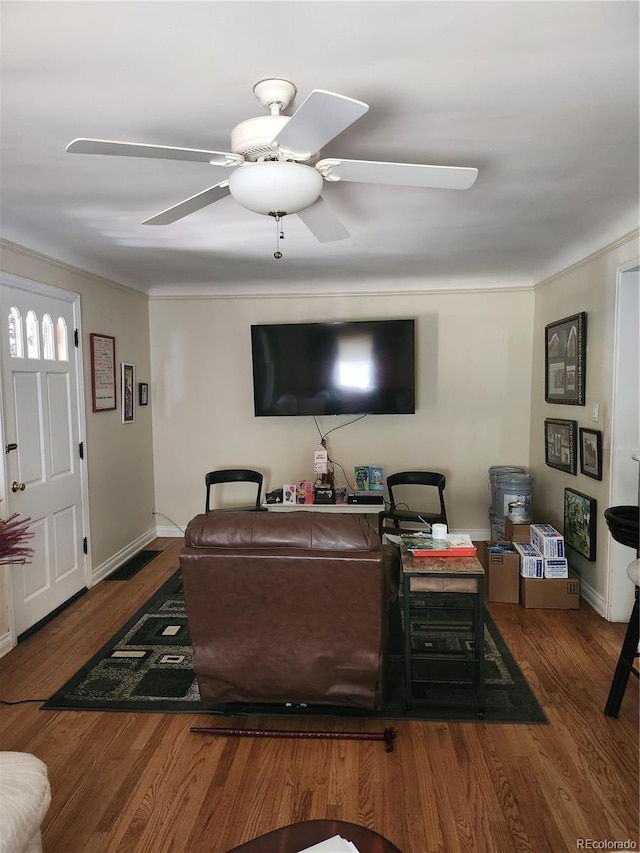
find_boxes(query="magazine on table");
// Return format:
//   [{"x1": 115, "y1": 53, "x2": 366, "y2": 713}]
[{"x1": 399, "y1": 532, "x2": 476, "y2": 557}]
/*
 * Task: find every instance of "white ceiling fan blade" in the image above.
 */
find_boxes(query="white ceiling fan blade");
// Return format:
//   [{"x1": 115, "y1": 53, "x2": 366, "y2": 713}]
[
  {"x1": 273, "y1": 91, "x2": 369, "y2": 155},
  {"x1": 317, "y1": 158, "x2": 478, "y2": 190},
  {"x1": 142, "y1": 181, "x2": 230, "y2": 225},
  {"x1": 66, "y1": 138, "x2": 241, "y2": 166},
  {"x1": 296, "y1": 196, "x2": 349, "y2": 243}
]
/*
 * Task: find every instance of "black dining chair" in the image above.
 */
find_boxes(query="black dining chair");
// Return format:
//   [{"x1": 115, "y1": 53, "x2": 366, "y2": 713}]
[
  {"x1": 378, "y1": 471, "x2": 448, "y2": 539},
  {"x1": 204, "y1": 469, "x2": 266, "y2": 513}
]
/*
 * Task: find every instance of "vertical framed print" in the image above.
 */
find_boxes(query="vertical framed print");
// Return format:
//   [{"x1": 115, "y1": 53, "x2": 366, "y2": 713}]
[
  {"x1": 544, "y1": 418, "x2": 577, "y2": 474},
  {"x1": 579, "y1": 427, "x2": 602, "y2": 480},
  {"x1": 90, "y1": 333, "x2": 116, "y2": 412},
  {"x1": 545, "y1": 312, "x2": 587, "y2": 405},
  {"x1": 138, "y1": 382, "x2": 149, "y2": 406},
  {"x1": 121, "y1": 362, "x2": 135, "y2": 423}
]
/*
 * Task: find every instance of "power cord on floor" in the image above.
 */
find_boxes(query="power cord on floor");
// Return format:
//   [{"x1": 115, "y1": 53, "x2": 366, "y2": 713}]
[
  {"x1": 151, "y1": 510, "x2": 186, "y2": 534},
  {"x1": 0, "y1": 698, "x2": 48, "y2": 705}
]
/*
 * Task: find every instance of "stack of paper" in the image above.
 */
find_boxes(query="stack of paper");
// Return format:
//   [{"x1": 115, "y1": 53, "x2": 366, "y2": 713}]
[
  {"x1": 400, "y1": 533, "x2": 476, "y2": 557},
  {"x1": 297, "y1": 835, "x2": 361, "y2": 853}
]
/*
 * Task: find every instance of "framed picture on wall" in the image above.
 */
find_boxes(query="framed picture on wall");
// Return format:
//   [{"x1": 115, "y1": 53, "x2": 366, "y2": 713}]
[
  {"x1": 121, "y1": 362, "x2": 135, "y2": 423},
  {"x1": 545, "y1": 312, "x2": 586, "y2": 405},
  {"x1": 90, "y1": 333, "x2": 116, "y2": 412},
  {"x1": 579, "y1": 427, "x2": 602, "y2": 480},
  {"x1": 564, "y1": 488, "x2": 597, "y2": 560},
  {"x1": 544, "y1": 418, "x2": 577, "y2": 474},
  {"x1": 138, "y1": 382, "x2": 149, "y2": 406}
]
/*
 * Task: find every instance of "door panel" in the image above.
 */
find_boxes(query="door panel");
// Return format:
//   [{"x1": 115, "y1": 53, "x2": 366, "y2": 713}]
[
  {"x1": 53, "y1": 506, "x2": 78, "y2": 580},
  {"x1": 20, "y1": 517, "x2": 48, "y2": 599},
  {"x1": 48, "y1": 372, "x2": 73, "y2": 476},
  {"x1": 14, "y1": 371, "x2": 44, "y2": 483},
  {"x1": 1, "y1": 281, "x2": 87, "y2": 636}
]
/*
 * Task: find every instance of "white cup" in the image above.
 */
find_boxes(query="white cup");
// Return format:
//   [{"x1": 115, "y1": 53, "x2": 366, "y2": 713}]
[{"x1": 431, "y1": 523, "x2": 448, "y2": 539}]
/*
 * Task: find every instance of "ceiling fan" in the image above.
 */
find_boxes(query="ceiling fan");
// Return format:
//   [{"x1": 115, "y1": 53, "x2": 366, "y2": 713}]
[{"x1": 67, "y1": 78, "x2": 478, "y2": 246}]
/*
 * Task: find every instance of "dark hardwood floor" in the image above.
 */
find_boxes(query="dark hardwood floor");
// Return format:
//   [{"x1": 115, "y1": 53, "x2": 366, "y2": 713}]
[{"x1": 0, "y1": 537, "x2": 637, "y2": 852}]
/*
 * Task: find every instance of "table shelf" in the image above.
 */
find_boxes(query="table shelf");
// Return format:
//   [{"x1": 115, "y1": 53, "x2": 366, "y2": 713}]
[{"x1": 400, "y1": 549, "x2": 486, "y2": 717}]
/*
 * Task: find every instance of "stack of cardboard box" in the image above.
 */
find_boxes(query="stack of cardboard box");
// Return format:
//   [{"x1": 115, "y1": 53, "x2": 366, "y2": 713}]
[{"x1": 480, "y1": 518, "x2": 580, "y2": 608}]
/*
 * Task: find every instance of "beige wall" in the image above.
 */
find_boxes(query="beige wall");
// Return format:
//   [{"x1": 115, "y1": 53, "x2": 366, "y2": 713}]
[
  {"x1": 2, "y1": 229, "x2": 636, "y2": 641},
  {"x1": 529, "y1": 231, "x2": 640, "y2": 608},
  {"x1": 0, "y1": 241, "x2": 155, "y2": 637},
  {"x1": 149, "y1": 285, "x2": 535, "y2": 532}
]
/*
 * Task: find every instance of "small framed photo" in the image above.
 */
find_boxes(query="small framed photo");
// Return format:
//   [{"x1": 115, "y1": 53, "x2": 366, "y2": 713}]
[
  {"x1": 121, "y1": 362, "x2": 135, "y2": 423},
  {"x1": 564, "y1": 488, "x2": 597, "y2": 560},
  {"x1": 544, "y1": 418, "x2": 577, "y2": 474},
  {"x1": 138, "y1": 382, "x2": 149, "y2": 406},
  {"x1": 545, "y1": 312, "x2": 587, "y2": 405},
  {"x1": 579, "y1": 428, "x2": 602, "y2": 480},
  {"x1": 283, "y1": 484, "x2": 297, "y2": 505}
]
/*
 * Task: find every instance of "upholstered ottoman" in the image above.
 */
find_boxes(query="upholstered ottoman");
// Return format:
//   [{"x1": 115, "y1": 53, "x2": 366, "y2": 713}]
[{"x1": 0, "y1": 752, "x2": 51, "y2": 853}]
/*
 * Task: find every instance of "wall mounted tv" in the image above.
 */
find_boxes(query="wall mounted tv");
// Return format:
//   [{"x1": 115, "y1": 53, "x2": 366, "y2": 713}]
[{"x1": 251, "y1": 319, "x2": 415, "y2": 417}]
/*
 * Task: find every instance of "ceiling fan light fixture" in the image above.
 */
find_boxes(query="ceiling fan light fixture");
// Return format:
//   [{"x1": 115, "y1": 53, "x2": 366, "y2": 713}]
[{"x1": 228, "y1": 161, "x2": 323, "y2": 216}]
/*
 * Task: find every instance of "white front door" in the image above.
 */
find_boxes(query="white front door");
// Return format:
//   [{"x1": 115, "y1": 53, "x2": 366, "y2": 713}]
[{"x1": 0, "y1": 277, "x2": 88, "y2": 637}]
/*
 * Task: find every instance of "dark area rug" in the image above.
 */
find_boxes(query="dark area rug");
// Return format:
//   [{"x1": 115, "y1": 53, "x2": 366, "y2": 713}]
[
  {"x1": 105, "y1": 550, "x2": 161, "y2": 580},
  {"x1": 42, "y1": 571, "x2": 546, "y2": 723}
]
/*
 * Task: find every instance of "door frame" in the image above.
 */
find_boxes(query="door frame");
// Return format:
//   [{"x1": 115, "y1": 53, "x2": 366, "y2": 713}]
[
  {"x1": 606, "y1": 259, "x2": 639, "y2": 621},
  {"x1": 0, "y1": 272, "x2": 92, "y2": 649}
]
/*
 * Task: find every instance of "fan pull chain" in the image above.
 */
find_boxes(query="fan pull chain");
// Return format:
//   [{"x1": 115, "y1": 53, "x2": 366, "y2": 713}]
[{"x1": 270, "y1": 211, "x2": 285, "y2": 259}]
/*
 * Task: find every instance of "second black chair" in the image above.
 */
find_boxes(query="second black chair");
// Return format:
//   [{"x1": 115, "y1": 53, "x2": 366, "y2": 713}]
[
  {"x1": 378, "y1": 471, "x2": 448, "y2": 539},
  {"x1": 204, "y1": 469, "x2": 266, "y2": 513}
]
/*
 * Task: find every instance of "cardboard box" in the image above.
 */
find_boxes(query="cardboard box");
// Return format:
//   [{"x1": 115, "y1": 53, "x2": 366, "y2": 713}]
[
  {"x1": 520, "y1": 573, "x2": 580, "y2": 609},
  {"x1": 479, "y1": 541, "x2": 520, "y2": 603},
  {"x1": 530, "y1": 523, "x2": 565, "y2": 558},
  {"x1": 514, "y1": 542, "x2": 544, "y2": 578},
  {"x1": 544, "y1": 557, "x2": 569, "y2": 579},
  {"x1": 504, "y1": 517, "x2": 531, "y2": 543}
]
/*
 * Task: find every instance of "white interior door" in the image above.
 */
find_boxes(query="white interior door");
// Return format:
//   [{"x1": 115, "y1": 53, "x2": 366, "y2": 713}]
[{"x1": 0, "y1": 278, "x2": 88, "y2": 637}]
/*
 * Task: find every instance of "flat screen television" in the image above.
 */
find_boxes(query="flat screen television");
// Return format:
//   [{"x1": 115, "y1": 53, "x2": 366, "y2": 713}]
[{"x1": 251, "y1": 319, "x2": 415, "y2": 416}]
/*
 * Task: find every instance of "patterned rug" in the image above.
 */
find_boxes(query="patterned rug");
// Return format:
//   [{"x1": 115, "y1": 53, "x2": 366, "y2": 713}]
[{"x1": 42, "y1": 570, "x2": 546, "y2": 723}]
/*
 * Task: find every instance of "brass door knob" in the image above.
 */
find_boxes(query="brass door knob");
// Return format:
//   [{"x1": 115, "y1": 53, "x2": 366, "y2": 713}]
[{"x1": 11, "y1": 481, "x2": 26, "y2": 492}]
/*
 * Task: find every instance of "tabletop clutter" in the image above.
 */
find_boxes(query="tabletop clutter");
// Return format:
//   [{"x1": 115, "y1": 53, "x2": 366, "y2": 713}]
[{"x1": 272, "y1": 463, "x2": 385, "y2": 506}]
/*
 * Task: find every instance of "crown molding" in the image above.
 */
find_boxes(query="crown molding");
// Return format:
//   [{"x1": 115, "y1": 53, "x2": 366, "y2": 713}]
[
  {"x1": 147, "y1": 276, "x2": 535, "y2": 300},
  {"x1": 0, "y1": 239, "x2": 148, "y2": 301},
  {"x1": 533, "y1": 229, "x2": 640, "y2": 290}
]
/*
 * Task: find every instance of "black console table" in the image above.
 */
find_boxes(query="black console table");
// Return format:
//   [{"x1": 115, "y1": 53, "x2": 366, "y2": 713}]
[{"x1": 400, "y1": 548, "x2": 486, "y2": 717}]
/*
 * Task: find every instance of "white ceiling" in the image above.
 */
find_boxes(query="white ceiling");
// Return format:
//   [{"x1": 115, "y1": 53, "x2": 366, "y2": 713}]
[{"x1": 1, "y1": 1, "x2": 638, "y2": 296}]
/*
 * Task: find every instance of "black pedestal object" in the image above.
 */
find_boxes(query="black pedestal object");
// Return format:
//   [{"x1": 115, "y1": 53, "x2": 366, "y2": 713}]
[
  {"x1": 603, "y1": 505, "x2": 639, "y2": 718},
  {"x1": 604, "y1": 585, "x2": 639, "y2": 718},
  {"x1": 400, "y1": 549, "x2": 486, "y2": 718}
]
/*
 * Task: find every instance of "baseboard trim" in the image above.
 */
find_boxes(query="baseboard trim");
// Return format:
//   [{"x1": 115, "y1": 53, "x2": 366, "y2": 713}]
[
  {"x1": 463, "y1": 529, "x2": 491, "y2": 541},
  {"x1": 0, "y1": 630, "x2": 14, "y2": 660},
  {"x1": 577, "y1": 575, "x2": 606, "y2": 617},
  {"x1": 92, "y1": 528, "x2": 158, "y2": 584},
  {"x1": 154, "y1": 524, "x2": 186, "y2": 538}
]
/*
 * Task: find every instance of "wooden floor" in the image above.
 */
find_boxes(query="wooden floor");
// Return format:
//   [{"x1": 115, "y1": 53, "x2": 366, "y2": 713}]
[{"x1": 0, "y1": 537, "x2": 637, "y2": 853}]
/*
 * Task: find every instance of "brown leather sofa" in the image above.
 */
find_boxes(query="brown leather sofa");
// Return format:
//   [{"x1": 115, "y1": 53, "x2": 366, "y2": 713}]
[{"x1": 180, "y1": 510, "x2": 397, "y2": 711}]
